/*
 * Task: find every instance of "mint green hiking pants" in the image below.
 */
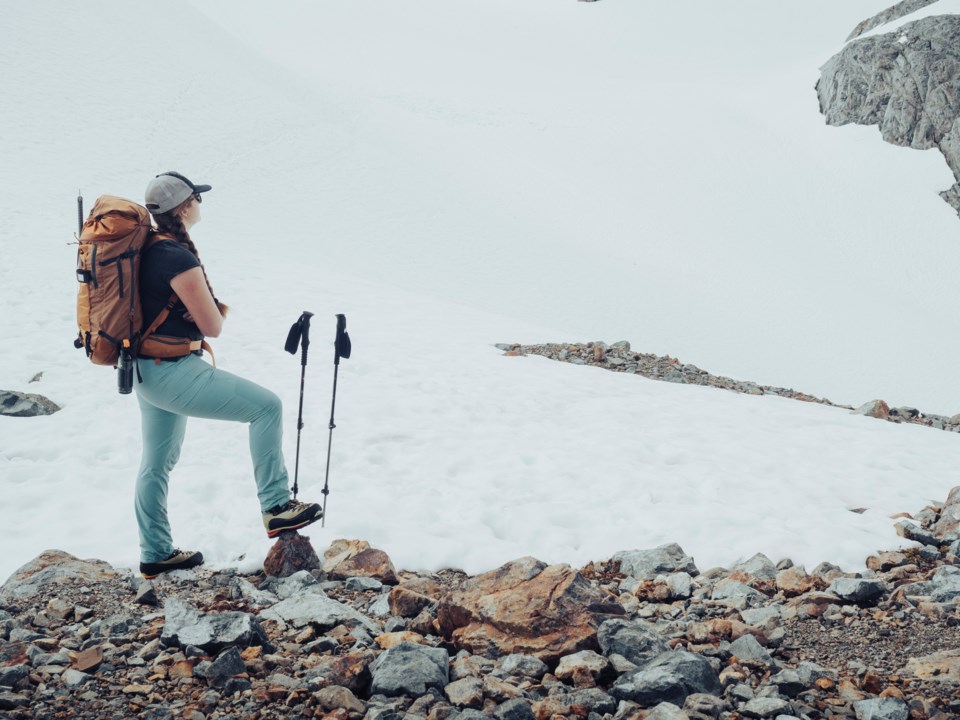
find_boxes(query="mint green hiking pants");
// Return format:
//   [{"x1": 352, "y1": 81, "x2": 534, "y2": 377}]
[{"x1": 134, "y1": 354, "x2": 291, "y2": 563}]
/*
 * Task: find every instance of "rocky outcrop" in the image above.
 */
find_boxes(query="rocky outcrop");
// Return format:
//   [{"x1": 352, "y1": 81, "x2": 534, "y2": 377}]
[
  {"x1": 846, "y1": 0, "x2": 943, "y2": 41},
  {"x1": 502, "y1": 341, "x2": 960, "y2": 434},
  {"x1": 818, "y1": 13, "x2": 960, "y2": 217}
]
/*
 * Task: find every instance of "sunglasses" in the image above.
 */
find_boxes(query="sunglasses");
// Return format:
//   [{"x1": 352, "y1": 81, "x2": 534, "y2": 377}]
[{"x1": 193, "y1": 193, "x2": 203, "y2": 204}]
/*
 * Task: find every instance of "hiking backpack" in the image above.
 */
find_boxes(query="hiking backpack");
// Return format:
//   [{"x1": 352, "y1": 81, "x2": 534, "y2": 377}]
[{"x1": 74, "y1": 195, "x2": 182, "y2": 367}]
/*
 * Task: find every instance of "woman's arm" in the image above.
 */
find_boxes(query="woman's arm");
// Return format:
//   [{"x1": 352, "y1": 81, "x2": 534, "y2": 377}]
[{"x1": 170, "y1": 266, "x2": 224, "y2": 338}]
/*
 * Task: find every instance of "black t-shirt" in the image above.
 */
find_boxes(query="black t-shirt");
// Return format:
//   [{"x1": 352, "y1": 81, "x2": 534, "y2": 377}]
[{"x1": 139, "y1": 239, "x2": 203, "y2": 341}]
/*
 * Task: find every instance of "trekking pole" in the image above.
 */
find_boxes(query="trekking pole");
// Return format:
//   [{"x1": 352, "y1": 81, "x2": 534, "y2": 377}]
[
  {"x1": 321, "y1": 314, "x2": 351, "y2": 526},
  {"x1": 77, "y1": 191, "x2": 83, "y2": 237},
  {"x1": 284, "y1": 311, "x2": 314, "y2": 499}
]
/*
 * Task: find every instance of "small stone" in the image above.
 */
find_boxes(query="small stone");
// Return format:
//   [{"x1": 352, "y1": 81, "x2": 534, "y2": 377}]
[
  {"x1": 73, "y1": 646, "x2": 104, "y2": 673},
  {"x1": 135, "y1": 580, "x2": 159, "y2": 606}
]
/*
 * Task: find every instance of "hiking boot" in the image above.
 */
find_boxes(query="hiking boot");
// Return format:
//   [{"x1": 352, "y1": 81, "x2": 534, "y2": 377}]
[
  {"x1": 262, "y1": 499, "x2": 323, "y2": 537},
  {"x1": 139, "y1": 549, "x2": 204, "y2": 579}
]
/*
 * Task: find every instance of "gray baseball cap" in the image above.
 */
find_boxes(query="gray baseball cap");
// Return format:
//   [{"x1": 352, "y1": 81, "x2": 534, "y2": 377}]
[{"x1": 144, "y1": 171, "x2": 212, "y2": 214}]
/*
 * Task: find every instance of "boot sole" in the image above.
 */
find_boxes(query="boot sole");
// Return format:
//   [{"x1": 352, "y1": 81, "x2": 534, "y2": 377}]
[{"x1": 265, "y1": 509, "x2": 323, "y2": 538}]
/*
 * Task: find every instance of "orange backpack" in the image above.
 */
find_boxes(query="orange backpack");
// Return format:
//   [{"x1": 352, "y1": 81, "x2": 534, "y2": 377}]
[
  {"x1": 75, "y1": 195, "x2": 165, "y2": 366},
  {"x1": 75, "y1": 195, "x2": 214, "y2": 390}
]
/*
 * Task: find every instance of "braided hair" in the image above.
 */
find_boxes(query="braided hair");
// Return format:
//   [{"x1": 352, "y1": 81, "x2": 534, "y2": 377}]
[{"x1": 152, "y1": 199, "x2": 229, "y2": 317}]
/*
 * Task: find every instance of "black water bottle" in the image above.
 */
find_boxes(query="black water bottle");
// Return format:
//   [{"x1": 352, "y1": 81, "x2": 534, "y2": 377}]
[{"x1": 117, "y1": 345, "x2": 133, "y2": 395}]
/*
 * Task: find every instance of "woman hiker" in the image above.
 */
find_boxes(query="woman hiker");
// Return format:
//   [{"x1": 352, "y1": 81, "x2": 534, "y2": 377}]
[{"x1": 135, "y1": 171, "x2": 322, "y2": 579}]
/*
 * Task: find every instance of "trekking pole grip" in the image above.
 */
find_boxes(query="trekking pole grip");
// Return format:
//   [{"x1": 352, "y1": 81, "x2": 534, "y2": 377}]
[{"x1": 299, "y1": 311, "x2": 313, "y2": 367}]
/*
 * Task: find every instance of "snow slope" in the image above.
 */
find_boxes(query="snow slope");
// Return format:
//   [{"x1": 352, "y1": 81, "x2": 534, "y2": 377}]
[{"x1": 2, "y1": 1, "x2": 959, "y2": 583}]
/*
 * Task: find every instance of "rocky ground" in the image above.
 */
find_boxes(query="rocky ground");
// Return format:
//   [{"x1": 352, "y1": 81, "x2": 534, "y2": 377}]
[
  {"x1": 5, "y1": 489, "x2": 960, "y2": 720},
  {"x1": 497, "y1": 342, "x2": 960, "y2": 434}
]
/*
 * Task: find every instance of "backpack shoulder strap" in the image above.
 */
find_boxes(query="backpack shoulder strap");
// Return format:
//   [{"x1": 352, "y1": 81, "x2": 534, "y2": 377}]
[{"x1": 140, "y1": 293, "x2": 180, "y2": 347}]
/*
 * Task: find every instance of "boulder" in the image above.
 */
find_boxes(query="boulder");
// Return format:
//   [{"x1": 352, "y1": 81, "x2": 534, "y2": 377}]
[
  {"x1": 323, "y1": 539, "x2": 398, "y2": 584},
  {"x1": 369, "y1": 641, "x2": 449, "y2": 696},
  {"x1": 828, "y1": 578, "x2": 887, "y2": 604},
  {"x1": 733, "y1": 553, "x2": 778, "y2": 581},
  {"x1": 437, "y1": 556, "x2": 624, "y2": 662},
  {"x1": 0, "y1": 550, "x2": 120, "y2": 603},
  {"x1": 932, "y1": 485, "x2": 960, "y2": 537},
  {"x1": 610, "y1": 650, "x2": 721, "y2": 707},
  {"x1": 202, "y1": 647, "x2": 246, "y2": 689},
  {"x1": 728, "y1": 634, "x2": 775, "y2": 668},
  {"x1": 259, "y1": 590, "x2": 381, "y2": 634},
  {"x1": 818, "y1": 16, "x2": 960, "y2": 218},
  {"x1": 0, "y1": 389, "x2": 60, "y2": 417},
  {"x1": 853, "y1": 697, "x2": 909, "y2": 720},
  {"x1": 598, "y1": 618, "x2": 669, "y2": 666},
  {"x1": 388, "y1": 586, "x2": 435, "y2": 618},
  {"x1": 264, "y1": 532, "x2": 320, "y2": 577},
  {"x1": 162, "y1": 598, "x2": 272, "y2": 653},
  {"x1": 853, "y1": 400, "x2": 890, "y2": 419},
  {"x1": 613, "y1": 544, "x2": 698, "y2": 580},
  {"x1": 500, "y1": 653, "x2": 549, "y2": 680}
]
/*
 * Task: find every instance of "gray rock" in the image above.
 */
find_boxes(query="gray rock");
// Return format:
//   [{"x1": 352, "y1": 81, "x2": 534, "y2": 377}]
[
  {"x1": 740, "y1": 606, "x2": 782, "y2": 630},
  {"x1": 613, "y1": 544, "x2": 698, "y2": 580},
  {"x1": 230, "y1": 577, "x2": 280, "y2": 607},
  {"x1": 370, "y1": 641, "x2": 449, "y2": 696},
  {"x1": 162, "y1": 598, "x2": 271, "y2": 653},
  {"x1": 684, "y1": 692, "x2": 725, "y2": 718},
  {"x1": 796, "y1": 661, "x2": 837, "y2": 686},
  {"x1": 895, "y1": 520, "x2": 939, "y2": 547},
  {"x1": 0, "y1": 691, "x2": 29, "y2": 710},
  {"x1": 932, "y1": 485, "x2": 960, "y2": 537},
  {"x1": 563, "y1": 688, "x2": 618, "y2": 715},
  {"x1": 500, "y1": 653, "x2": 549, "y2": 680},
  {"x1": 61, "y1": 668, "x2": 92, "y2": 688},
  {"x1": 494, "y1": 698, "x2": 536, "y2": 720},
  {"x1": 0, "y1": 665, "x2": 29, "y2": 688},
  {"x1": 818, "y1": 16, "x2": 960, "y2": 218},
  {"x1": 261, "y1": 570, "x2": 324, "y2": 599},
  {"x1": 368, "y1": 593, "x2": 392, "y2": 617},
  {"x1": 769, "y1": 669, "x2": 805, "y2": 697},
  {"x1": 644, "y1": 701, "x2": 688, "y2": 720},
  {"x1": 853, "y1": 696, "x2": 909, "y2": 720},
  {"x1": 135, "y1": 581, "x2": 159, "y2": 607},
  {"x1": 734, "y1": 554, "x2": 778, "y2": 581},
  {"x1": 0, "y1": 389, "x2": 61, "y2": 417},
  {"x1": 742, "y1": 698, "x2": 791, "y2": 718},
  {"x1": 445, "y1": 676, "x2": 483, "y2": 707},
  {"x1": 88, "y1": 614, "x2": 138, "y2": 643},
  {"x1": 611, "y1": 650, "x2": 720, "y2": 706},
  {"x1": 598, "y1": 618, "x2": 669, "y2": 666},
  {"x1": 846, "y1": 0, "x2": 943, "y2": 40},
  {"x1": 0, "y1": 550, "x2": 120, "y2": 604},
  {"x1": 203, "y1": 647, "x2": 246, "y2": 689},
  {"x1": 259, "y1": 591, "x2": 380, "y2": 634},
  {"x1": 828, "y1": 578, "x2": 887, "y2": 604},
  {"x1": 346, "y1": 576, "x2": 383, "y2": 591},
  {"x1": 665, "y1": 572, "x2": 693, "y2": 599},
  {"x1": 711, "y1": 578, "x2": 766, "y2": 602},
  {"x1": 728, "y1": 634, "x2": 775, "y2": 668},
  {"x1": 898, "y1": 565, "x2": 960, "y2": 599}
]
